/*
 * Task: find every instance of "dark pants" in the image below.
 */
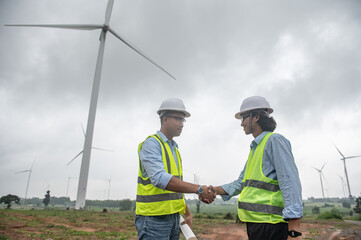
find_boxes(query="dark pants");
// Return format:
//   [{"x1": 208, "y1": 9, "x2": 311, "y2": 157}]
[{"x1": 246, "y1": 222, "x2": 288, "y2": 240}]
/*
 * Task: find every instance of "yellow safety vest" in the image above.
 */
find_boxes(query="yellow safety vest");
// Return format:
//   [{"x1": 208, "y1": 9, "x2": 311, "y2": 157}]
[
  {"x1": 238, "y1": 132, "x2": 286, "y2": 223},
  {"x1": 136, "y1": 134, "x2": 186, "y2": 216}
]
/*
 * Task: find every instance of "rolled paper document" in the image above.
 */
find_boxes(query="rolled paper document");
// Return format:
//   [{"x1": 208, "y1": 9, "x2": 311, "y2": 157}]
[{"x1": 179, "y1": 216, "x2": 197, "y2": 240}]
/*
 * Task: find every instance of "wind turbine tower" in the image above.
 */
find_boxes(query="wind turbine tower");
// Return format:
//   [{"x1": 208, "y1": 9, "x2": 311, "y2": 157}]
[
  {"x1": 337, "y1": 174, "x2": 347, "y2": 198},
  {"x1": 312, "y1": 162, "x2": 327, "y2": 199},
  {"x1": 105, "y1": 178, "x2": 111, "y2": 200},
  {"x1": 66, "y1": 177, "x2": 75, "y2": 199},
  {"x1": 15, "y1": 161, "x2": 35, "y2": 205},
  {"x1": 334, "y1": 145, "x2": 361, "y2": 199},
  {"x1": 6, "y1": 0, "x2": 175, "y2": 209}
]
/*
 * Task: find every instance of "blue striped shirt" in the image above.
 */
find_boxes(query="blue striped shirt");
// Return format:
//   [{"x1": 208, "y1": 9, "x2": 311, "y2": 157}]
[{"x1": 221, "y1": 131, "x2": 303, "y2": 220}]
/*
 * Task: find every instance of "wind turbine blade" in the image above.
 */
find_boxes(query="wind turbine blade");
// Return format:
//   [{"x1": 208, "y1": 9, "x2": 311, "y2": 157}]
[
  {"x1": 67, "y1": 151, "x2": 83, "y2": 166},
  {"x1": 30, "y1": 159, "x2": 36, "y2": 170},
  {"x1": 311, "y1": 166, "x2": 320, "y2": 172},
  {"x1": 333, "y1": 144, "x2": 345, "y2": 158},
  {"x1": 5, "y1": 24, "x2": 103, "y2": 30},
  {"x1": 108, "y1": 27, "x2": 176, "y2": 80},
  {"x1": 104, "y1": 0, "x2": 114, "y2": 26},
  {"x1": 81, "y1": 123, "x2": 86, "y2": 137},
  {"x1": 92, "y1": 147, "x2": 113, "y2": 152},
  {"x1": 15, "y1": 170, "x2": 30, "y2": 174},
  {"x1": 345, "y1": 155, "x2": 361, "y2": 159},
  {"x1": 321, "y1": 162, "x2": 327, "y2": 171}
]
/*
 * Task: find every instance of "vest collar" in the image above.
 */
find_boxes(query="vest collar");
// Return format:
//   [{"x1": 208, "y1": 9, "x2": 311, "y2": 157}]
[
  {"x1": 157, "y1": 130, "x2": 179, "y2": 148},
  {"x1": 250, "y1": 131, "x2": 270, "y2": 149}
]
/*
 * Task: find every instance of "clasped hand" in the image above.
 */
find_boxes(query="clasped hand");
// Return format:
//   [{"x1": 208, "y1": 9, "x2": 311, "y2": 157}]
[{"x1": 198, "y1": 185, "x2": 216, "y2": 204}]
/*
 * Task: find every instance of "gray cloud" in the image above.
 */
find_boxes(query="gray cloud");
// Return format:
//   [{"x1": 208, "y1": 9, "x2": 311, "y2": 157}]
[{"x1": 1, "y1": 0, "x2": 361, "y2": 201}]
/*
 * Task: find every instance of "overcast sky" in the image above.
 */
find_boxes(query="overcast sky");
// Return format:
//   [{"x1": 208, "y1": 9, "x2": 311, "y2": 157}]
[{"x1": 1, "y1": 0, "x2": 361, "y2": 202}]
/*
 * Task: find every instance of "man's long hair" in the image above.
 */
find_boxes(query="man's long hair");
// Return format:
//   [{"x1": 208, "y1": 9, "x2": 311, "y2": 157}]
[{"x1": 253, "y1": 110, "x2": 277, "y2": 132}]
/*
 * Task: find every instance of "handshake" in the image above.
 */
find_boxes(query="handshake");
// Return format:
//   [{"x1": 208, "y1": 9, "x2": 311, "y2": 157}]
[{"x1": 197, "y1": 185, "x2": 217, "y2": 204}]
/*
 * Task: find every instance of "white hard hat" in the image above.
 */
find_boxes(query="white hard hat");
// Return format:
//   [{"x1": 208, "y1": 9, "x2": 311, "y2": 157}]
[
  {"x1": 157, "y1": 98, "x2": 191, "y2": 117},
  {"x1": 235, "y1": 96, "x2": 273, "y2": 119}
]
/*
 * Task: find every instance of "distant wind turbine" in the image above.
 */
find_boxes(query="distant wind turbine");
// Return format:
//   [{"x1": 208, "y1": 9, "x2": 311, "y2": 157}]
[
  {"x1": 105, "y1": 178, "x2": 111, "y2": 200},
  {"x1": 337, "y1": 174, "x2": 347, "y2": 198},
  {"x1": 312, "y1": 162, "x2": 327, "y2": 199},
  {"x1": 66, "y1": 124, "x2": 112, "y2": 167},
  {"x1": 6, "y1": 0, "x2": 175, "y2": 210},
  {"x1": 333, "y1": 144, "x2": 361, "y2": 199},
  {"x1": 15, "y1": 161, "x2": 35, "y2": 205},
  {"x1": 66, "y1": 176, "x2": 75, "y2": 199}
]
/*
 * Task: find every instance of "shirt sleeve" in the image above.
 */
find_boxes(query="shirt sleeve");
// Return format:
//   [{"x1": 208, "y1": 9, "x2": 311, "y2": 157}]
[
  {"x1": 138, "y1": 137, "x2": 173, "y2": 190},
  {"x1": 266, "y1": 134, "x2": 303, "y2": 220},
  {"x1": 220, "y1": 162, "x2": 247, "y2": 201}
]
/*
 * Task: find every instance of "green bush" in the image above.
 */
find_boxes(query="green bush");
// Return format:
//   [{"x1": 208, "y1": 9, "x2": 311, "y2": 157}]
[
  {"x1": 224, "y1": 213, "x2": 233, "y2": 220},
  {"x1": 0, "y1": 234, "x2": 9, "y2": 240},
  {"x1": 317, "y1": 208, "x2": 343, "y2": 220},
  {"x1": 342, "y1": 202, "x2": 351, "y2": 209},
  {"x1": 312, "y1": 206, "x2": 320, "y2": 214}
]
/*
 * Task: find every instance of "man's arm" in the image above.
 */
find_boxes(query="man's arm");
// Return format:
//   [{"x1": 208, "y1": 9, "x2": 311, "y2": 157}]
[
  {"x1": 288, "y1": 218, "x2": 302, "y2": 239},
  {"x1": 181, "y1": 205, "x2": 193, "y2": 229},
  {"x1": 267, "y1": 134, "x2": 303, "y2": 235},
  {"x1": 166, "y1": 176, "x2": 216, "y2": 202}
]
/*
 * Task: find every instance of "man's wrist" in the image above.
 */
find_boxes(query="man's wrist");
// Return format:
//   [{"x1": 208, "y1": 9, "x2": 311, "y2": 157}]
[
  {"x1": 196, "y1": 185, "x2": 203, "y2": 195},
  {"x1": 288, "y1": 230, "x2": 302, "y2": 238}
]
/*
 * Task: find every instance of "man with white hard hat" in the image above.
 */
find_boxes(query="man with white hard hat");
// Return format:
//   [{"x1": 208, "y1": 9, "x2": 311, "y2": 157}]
[
  {"x1": 135, "y1": 98, "x2": 215, "y2": 240},
  {"x1": 206, "y1": 96, "x2": 303, "y2": 240}
]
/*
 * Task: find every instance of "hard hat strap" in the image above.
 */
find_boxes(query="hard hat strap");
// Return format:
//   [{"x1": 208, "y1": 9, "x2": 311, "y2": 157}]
[{"x1": 249, "y1": 112, "x2": 253, "y2": 134}]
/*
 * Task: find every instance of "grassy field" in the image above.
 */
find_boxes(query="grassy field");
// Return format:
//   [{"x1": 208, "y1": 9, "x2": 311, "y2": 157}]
[
  {"x1": 1, "y1": 202, "x2": 360, "y2": 239},
  {"x1": 0, "y1": 208, "x2": 137, "y2": 239}
]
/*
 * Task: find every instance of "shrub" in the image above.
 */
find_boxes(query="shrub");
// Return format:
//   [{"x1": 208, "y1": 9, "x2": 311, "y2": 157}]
[
  {"x1": 0, "y1": 234, "x2": 10, "y2": 240},
  {"x1": 342, "y1": 202, "x2": 351, "y2": 209},
  {"x1": 224, "y1": 213, "x2": 233, "y2": 220},
  {"x1": 119, "y1": 199, "x2": 132, "y2": 211},
  {"x1": 323, "y1": 203, "x2": 334, "y2": 208},
  {"x1": 354, "y1": 196, "x2": 361, "y2": 214},
  {"x1": 317, "y1": 208, "x2": 343, "y2": 220},
  {"x1": 312, "y1": 206, "x2": 320, "y2": 214}
]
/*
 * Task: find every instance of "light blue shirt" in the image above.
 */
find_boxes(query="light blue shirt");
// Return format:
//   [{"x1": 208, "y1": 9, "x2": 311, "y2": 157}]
[
  {"x1": 138, "y1": 131, "x2": 179, "y2": 190},
  {"x1": 221, "y1": 131, "x2": 303, "y2": 220}
]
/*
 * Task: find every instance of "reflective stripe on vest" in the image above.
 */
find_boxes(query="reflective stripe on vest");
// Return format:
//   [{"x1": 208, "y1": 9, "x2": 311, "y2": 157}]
[
  {"x1": 138, "y1": 175, "x2": 181, "y2": 186},
  {"x1": 238, "y1": 202, "x2": 284, "y2": 216},
  {"x1": 137, "y1": 192, "x2": 184, "y2": 203},
  {"x1": 136, "y1": 134, "x2": 186, "y2": 216},
  {"x1": 241, "y1": 179, "x2": 280, "y2": 192},
  {"x1": 237, "y1": 132, "x2": 286, "y2": 223}
]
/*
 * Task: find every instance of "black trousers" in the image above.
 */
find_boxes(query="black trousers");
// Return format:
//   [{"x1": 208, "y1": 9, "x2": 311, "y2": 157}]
[{"x1": 246, "y1": 222, "x2": 288, "y2": 240}]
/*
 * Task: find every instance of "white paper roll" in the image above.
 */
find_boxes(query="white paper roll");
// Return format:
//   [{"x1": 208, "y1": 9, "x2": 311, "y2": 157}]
[{"x1": 179, "y1": 216, "x2": 197, "y2": 240}]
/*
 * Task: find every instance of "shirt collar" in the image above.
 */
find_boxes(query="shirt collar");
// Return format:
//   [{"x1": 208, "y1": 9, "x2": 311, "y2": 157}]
[
  {"x1": 157, "y1": 130, "x2": 178, "y2": 148},
  {"x1": 250, "y1": 131, "x2": 270, "y2": 149}
]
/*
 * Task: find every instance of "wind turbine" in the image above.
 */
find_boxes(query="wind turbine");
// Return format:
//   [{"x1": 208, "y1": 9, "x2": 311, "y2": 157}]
[
  {"x1": 333, "y1": 144, "x2": 361, "y2": 199},
  {"x1": 105, "y1": 178, "x2": 111, "y2": 200},
  {"x1": 312, "y1": 162, "x2": 327, "y2": 199},
  {"x1": 66, "y1": 124, "x2": 112, "y2": 167},
  {"x1": 6, "y1": 0, "x2": 175, "y2": 210},
  {"x1": 337, "y1": 174, "x2": 347, "y2": 198},
  {"x1": 66, "y1": 176, "x2": 75, "y2": 199},
  {"x1": 15, "y1": 161, "x2": 35, "y2": 205}
]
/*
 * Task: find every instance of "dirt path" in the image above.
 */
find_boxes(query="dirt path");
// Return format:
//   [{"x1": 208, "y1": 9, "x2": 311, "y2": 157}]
[{"x1": 196, "y1": 221, "x2": 361, "y2": 240}]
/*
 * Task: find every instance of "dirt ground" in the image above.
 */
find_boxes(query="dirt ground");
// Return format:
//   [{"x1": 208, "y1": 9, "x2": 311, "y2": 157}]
[{"x1": 197, "y1": 220, "x2": 361, "y2": 240}]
